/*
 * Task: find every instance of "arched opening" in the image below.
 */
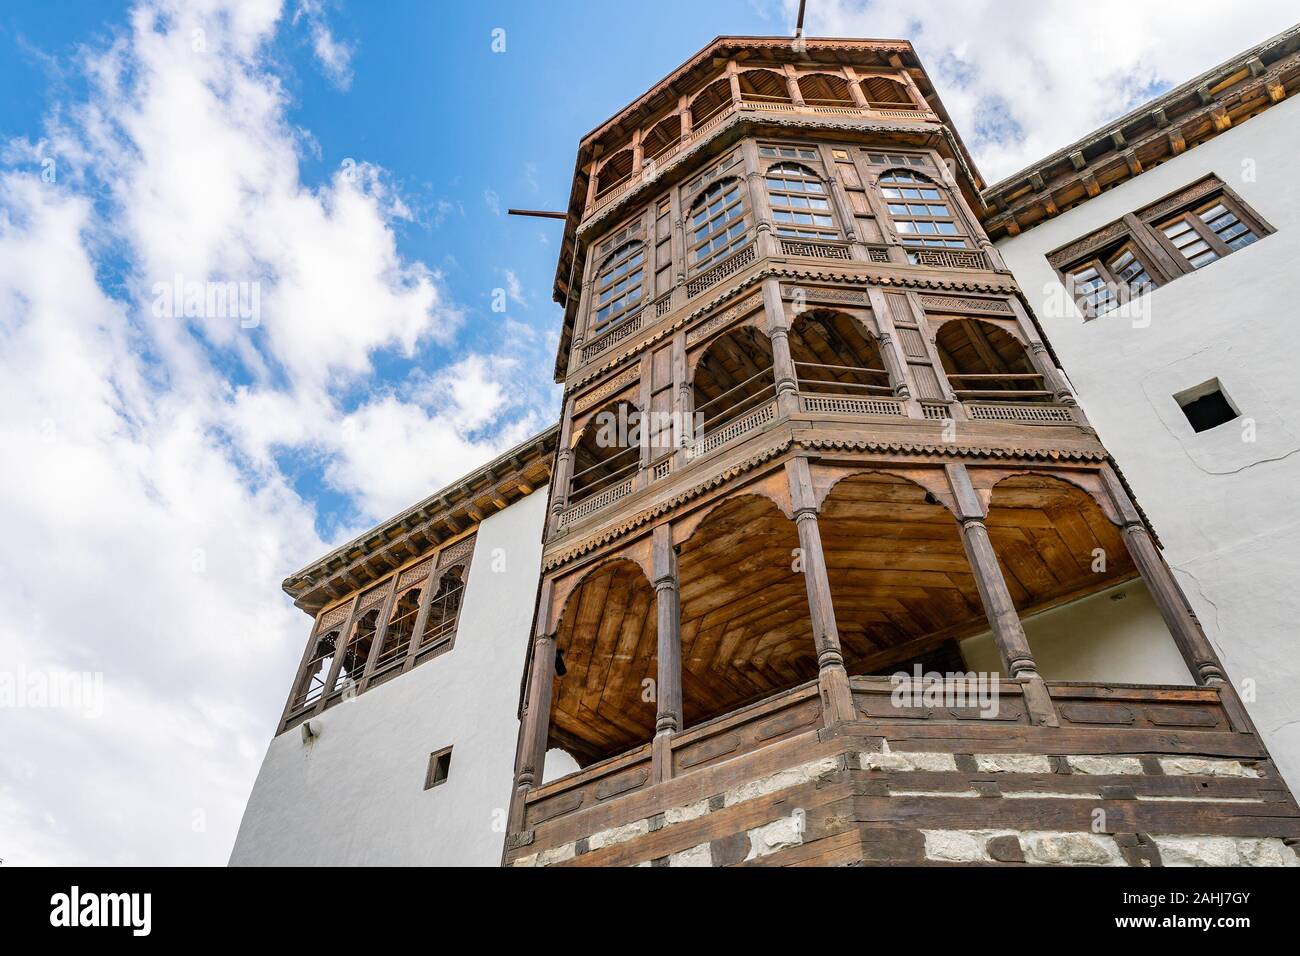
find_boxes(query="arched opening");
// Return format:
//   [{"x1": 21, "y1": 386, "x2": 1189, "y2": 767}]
[
  {"x1": 820, "y1": 473, "x2": 980, "y2": 675},
  {"x1": 419, "y1": 566, "x2": 465, "y2": 652},
  {"x1": 373, "y1": 584, "x2": 423, "y2": 669},
  {"x1": 689, "y1": 77, "x2": 733, "y2": 127},
  {"x1": 738, "y1": 68, "x2": 791, "y2": 106},
  {"x1": 861, "y1": 76, "x2": 918, "y2": 110},
  {"x1": 766, "y1": 162, "x2": 837, "y2": 240},
  {"x1": 678, "y1": 495, "x2": 815, "y2": 726},
  {"x1": 548, "y1": 559, "x2": 658, "y2": 766},
  {"x1": 934, "y1": 319, "x2": 1049, "y2": 403},
  {"x1": 334, "y1": 608, "x2": 379, "y2": 690},
  {"x1": 959, "y1": 474, "x2": 1188, "y2": 683},
  {"x1": 788, "y1": 310, "x2": 891, "y2": 399},
  {"x1": 692, "y1": 326, "x2": 775, "y2": 444},
  {"x1": 570, "y1": 399, "x2": 641, "y2": 506},
  {"x1": 688, "y1": 176, "x2": 748, "y2": 271},
  {"x1": 641, "y1": 114, "x2": 682, "y2": 164},
  {"x1": 797, "y1": 72, "x2": 855, "y2": 107},
  {"x1": 595, "y1": 149, "x2": 634, "y2": 199},
  {"x1": 292, "y1": 629, "x2": 339, "y2": 710}
]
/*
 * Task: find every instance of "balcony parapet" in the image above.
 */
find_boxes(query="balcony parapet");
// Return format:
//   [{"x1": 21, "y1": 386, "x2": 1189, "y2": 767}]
[{"x1": 507, "y1": 677, "x2": 1300, "y2": 867}]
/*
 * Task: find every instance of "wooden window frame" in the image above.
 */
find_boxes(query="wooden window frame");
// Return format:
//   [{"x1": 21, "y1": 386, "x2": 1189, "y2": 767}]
[
  {"x1": 424, "y1": 746, "x2": 453, "y2": 790},
  {"x1": 1152, "y1": 189, "x2": 1271, "y2": 273},
  {"x1": 877, "y1": 169, "x2": 970, "y2": 256},
  {"x1": 1061, "y1": 239, "x2": 1161, "y2": 319},
  {"x1": 687, "y1": 176, "x2": 750, "y2": 273},
  {"x1": 590, "y1": 239, "x2": 646, "y2": 337},
  {"x1": 764, "y1": 161, "x2": 839, "y2": 241},
  {"x1": 1049, "y1": 175, "x2": 1275, "y2": 322}
]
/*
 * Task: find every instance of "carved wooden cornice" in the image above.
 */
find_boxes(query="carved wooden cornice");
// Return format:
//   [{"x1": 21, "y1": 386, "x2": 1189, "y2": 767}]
[
  {"x1": 283, "y1": 426, "x2": 558, "y2": 614},
  {"x1": 982, "y1": 27, "x2": 1300, "y2": 240},
  {"x1": 542, "y1": 440, "x2": 794, "y2": 571},
  {"x1": 540, "y1": 427, "x2": 1110, "y2": 573}
]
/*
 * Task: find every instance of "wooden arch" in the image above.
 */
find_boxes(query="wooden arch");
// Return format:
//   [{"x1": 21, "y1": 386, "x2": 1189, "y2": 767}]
[
  {"x1": 549, "y1": 557, "x2": 658, "y2": 766},
  {"x1": 984, "y1": 473, "x2": 1137, "y2": 613},
  {"x1": 797, "y1": 71, "x2": 855, "y2": 106},
  {"x1": 677, "y1": 493, "x2": 816, "y2": 727},
  {"x1": 737, "y1": 68, "x2": 791, "y2": 103},
  {"x1": 689, "y1": 77, "x2": 733, "y2": 125}
]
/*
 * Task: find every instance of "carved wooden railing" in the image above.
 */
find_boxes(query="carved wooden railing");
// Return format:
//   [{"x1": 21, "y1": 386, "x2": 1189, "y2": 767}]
[
  {"x1": 800, "y1": 394, "x2": 905, "y2": 418},
  {"x1": 684, "y1": 398, "x2": 777, "y2": 461}
]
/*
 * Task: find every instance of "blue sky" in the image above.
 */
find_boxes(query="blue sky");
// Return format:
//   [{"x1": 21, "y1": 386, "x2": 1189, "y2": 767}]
[{"x1": 1, "y1": 0, "x2": 1295, "y2": 866}]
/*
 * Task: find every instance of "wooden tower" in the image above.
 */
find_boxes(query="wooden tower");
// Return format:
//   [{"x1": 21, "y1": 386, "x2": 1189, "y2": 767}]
[{"x1": 503, "y1": 36, "x2": 1300, "y2": 867}]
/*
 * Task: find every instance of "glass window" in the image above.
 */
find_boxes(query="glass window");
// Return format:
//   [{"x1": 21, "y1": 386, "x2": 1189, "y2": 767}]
[
  {"x1": 690, "y1": 178, "x2": 748, "y2": 270},
  {"x1": 592, "y1": 240, "x2": 645, "y2": 334},
  {"x1": 879, "y1": 170, "x2": 968, "y2": 256},
  {"x1": 766, "y1": 163, "x2": 837, "y2": 240}
]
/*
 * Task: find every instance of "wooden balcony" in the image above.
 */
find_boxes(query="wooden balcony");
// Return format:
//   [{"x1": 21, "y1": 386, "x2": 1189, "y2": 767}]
[{"x1": 506, "y1": 676, "x2": 1300, "y2": 867}]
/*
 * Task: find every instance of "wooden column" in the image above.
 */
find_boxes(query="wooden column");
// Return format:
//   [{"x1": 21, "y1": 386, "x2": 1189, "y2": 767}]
[
  {"x1": 679, "y1": 94, "x2": 692, "y2": 139},
  {"x1": 359, "y1": 580, "x2": 399, "y2": 689},
  {"x1": 726, "y1": 60, "x2": 742, "y2": 105},
  {"x1": 946, "y1": 463, "x2": 1038, "y2": 678},
  {"x1": 313, "y1": 593, "x2": 361, "y2": 714},
  {"x1": 841, "y1": 65, "x2": 870, "y2": 109},
  {"x1": 549, "y1": 397, "x2": 576, "y2": 536},
  {"x1": 787, "y1": 457, "x2": 856, "y2": 725},
  {"x1": 401, "y1": 563, "x2": 441, "y2": 673},
  {"x1": 1101, "y1": 466, "x2": 1227, "y2": 685},
  {"x1": 762, "y1": 278, "x2": 799, "y2": 416},
  {"x1": 947, "y1": 463, "x2": 1057, "y2": 725},
  {"x1": 742, "y1": 140, "x2": 778, "y2": 258},
  {"x1": 652, "y1": 525, "x2": 682, "y2": 783},
  {"x1": 783, "y1": 64, "x2": 806, "y2": 106},
  {"x1": 510, "y1": 628, "x2": 558, "y2": 834}
]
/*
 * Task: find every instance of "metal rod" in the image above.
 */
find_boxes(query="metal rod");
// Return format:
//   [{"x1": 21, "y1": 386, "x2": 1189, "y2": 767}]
[{"x1": 507, "y1": 209, "x2": 567, "y2": 220}]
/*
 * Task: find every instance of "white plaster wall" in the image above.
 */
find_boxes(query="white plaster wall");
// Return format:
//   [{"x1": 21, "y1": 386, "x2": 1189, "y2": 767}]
[
  {"x1": 228, "y1": 490, "x2": 548, "y2": 866},
  {"x1": 995, "y1": 94, "x2": 1300, "y2": 788},
  {"x1": 961, "y1": 580, "x2": 1191, "y2": 684}
]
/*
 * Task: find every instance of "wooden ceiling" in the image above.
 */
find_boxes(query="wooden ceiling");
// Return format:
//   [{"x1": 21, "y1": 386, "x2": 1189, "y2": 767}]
[
  {"x1": 986, "y1": 474, "x2": 1136, "y2": 609},
  {"x1": 547, "y1": 471, "x2": 1138, "y2": 768},
  {"x1": 935, "y1": 318, "x2": 1033, "y2": 378},
  {"x1": 550, "y1": 559, "x2": 658, "y2": 766},
  {"x1": 821, "y1": 473, "x2": 982, "y2": 672},
  {"x1": 678, "y1": 495, "x2": 817, "y2": 726}
]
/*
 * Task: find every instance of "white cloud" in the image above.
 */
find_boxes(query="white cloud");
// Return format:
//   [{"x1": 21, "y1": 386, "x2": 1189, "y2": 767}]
[
  {"x1": 793, "y1": 0, "x2": 1300, "y2": 181},
  {"x1": 483, "y1": 187, "x2": 501, "y2": 216},
  {"x1": 0, "y1": 0, "x2": 552, "y2": 865},
  {"x1": 501, "y1": 268, "x2": 529, "y2": 309},
  {"x1": 293, "y1": 0, "x2": 355, "y2": 90}
]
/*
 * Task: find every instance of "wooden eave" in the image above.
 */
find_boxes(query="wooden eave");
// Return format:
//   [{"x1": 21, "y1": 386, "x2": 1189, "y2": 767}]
[
  {"x1": 281, "y1": 425, "x2": 559, "y2": 614},
  {"x1": 549, "y1": 35, "x2": 986, "y2": 383},
  {"x1": 981, "y1": 23, "x2": 1300, "y2": 241}
]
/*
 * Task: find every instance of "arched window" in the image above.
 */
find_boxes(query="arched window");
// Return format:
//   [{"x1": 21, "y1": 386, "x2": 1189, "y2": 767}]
[
  {"x1": 689, "y1": 178, "x2": 748, "y2": 271},
  {"x1": 879, "y1": 170, "x2": 968, "y2": 257},
  {"x1": 292, "y1": 630, "x2": 339, "y2": 710},
  {"x1": 592, "y1": 241, "x2": 645, "y2": 335},
  {"x1": 420, "y1": 568, "x2": 465, "y2": 652},
  {"x1": 373, "y1": 585, "x2": 423, "y2": 669},
  {"x1": 766, "y1": 163, "x2": 837, "y2": 240},
  {"x1": 738, "y1": 69, "x2": 791, "y2": 106}
]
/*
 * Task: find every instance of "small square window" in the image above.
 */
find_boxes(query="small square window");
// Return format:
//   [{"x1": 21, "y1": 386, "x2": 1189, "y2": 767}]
[
  {"x1": 425, "y1": 746, "x2": 453, "y2": 790},
  {"x1": 1174, "y1": 379, "x2": 1239, "y2": 433}
]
